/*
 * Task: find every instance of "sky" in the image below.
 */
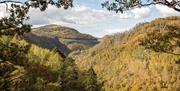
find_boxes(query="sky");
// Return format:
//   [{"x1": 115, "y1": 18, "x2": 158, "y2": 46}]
[{"x1": 0, "y1": 0, "x2": 180, "y2": 37}]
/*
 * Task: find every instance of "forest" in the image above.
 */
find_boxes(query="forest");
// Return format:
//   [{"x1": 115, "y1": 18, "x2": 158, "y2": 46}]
[{"x1": 0, "y1": 0, "x2": 180, "y2": 91}]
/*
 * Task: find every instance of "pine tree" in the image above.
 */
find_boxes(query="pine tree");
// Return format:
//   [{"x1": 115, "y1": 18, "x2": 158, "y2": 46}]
[
  {"x1": 60, "y1": 57, "x2": 81, "y2": 91},
  {"x1": 83, "y1": 67, "x2": 99, "y2": 91}
]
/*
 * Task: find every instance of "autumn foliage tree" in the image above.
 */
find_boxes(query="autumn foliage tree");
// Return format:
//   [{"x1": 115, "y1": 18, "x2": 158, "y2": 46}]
[
  {"x1": 102, "y1": 0, "x2": 180, "y2": 56},
  {"x1": 0, "y1": 1, "x2": 104, "y2": 91},
  {"x1": 140, "y1": 23, "x2": 180, "y2": 56},
  {"x1": 0, "y1": 0, "x2": 74, "y2": 90}
]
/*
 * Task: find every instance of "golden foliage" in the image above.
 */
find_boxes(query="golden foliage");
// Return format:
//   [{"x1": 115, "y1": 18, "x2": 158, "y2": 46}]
[{"x1": 74, "y1": 16, "x2": 180, "y2": 91}]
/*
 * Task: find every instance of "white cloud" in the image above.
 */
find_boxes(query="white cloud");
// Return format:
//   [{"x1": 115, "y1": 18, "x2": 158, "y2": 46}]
[
  {"x1": 0, "y1": 4, "x2": 9, "y2": 18},
  {"x1": 0, "y1": 4, "x2": 138, "y2": 37},
  {"x1": 131, "y1": 7, "x2": 151, "y2": 19},
  {"x1": 26, "y1": 5, "x2": 117, "y2": 25},
  {"x1": 104, "y1": 28, "x2": 129, "y2": 34},
  {"x1": 27, "y1": 5, "x2": 152, "y2": 26},
  {"x1": 155, "y1": 5, "x2": 180, "y2": 17},
  {"x1": 0, "y1": 4, "x2": 151, "y2": 26},
  {"x1": 3, "y1": 3, "x2": 179, "y2": 37},
  {"x1": 118, "y1": 13, "x2": 132, "y2": 19}
]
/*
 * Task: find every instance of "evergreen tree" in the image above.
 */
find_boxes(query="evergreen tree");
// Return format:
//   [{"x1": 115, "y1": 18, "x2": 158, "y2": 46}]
[
  {"x1": 60, "y1": 58, "x2": 81, "y2": 91},
  {"x1": 82, "y1": 67, "x2": 100, "y2": 91}
]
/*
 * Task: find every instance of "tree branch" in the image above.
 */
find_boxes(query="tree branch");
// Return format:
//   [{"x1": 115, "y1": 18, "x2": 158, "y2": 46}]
[
  {"x1": 103, "y1": 0, "x2": 180, "y2": 12},
  {"x1": 0, "y1": 0, "x2": 24, "y2": 4},
  {"x1": 173, "y1": 7, "x2": 180, "y2": 12}
]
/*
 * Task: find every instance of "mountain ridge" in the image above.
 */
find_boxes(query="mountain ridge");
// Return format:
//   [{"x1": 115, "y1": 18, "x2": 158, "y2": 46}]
[
  {"x1": 24, "y1": 24, "x2": 99, "y2": 52},
  {"x1": 74, "y1": 16, "x2": 180, "y2": 91},
  {"x1": 32, "y1": 24, "x2": 97, "y2": 40}
]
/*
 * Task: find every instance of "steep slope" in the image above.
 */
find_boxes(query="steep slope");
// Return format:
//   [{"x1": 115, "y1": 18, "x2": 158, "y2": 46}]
[
  {"x1": 30, "y1": 24, "x2": 99, "y2": 51},
  {"x1": 74, "y1": 16, "x2": 180, "y2": 91},
  {"x1": 0, "y1": 35, "x2": 102, "y2": 91},
  {"x1": 23, "y1": 33, "x2": 71, "y2": 56}
]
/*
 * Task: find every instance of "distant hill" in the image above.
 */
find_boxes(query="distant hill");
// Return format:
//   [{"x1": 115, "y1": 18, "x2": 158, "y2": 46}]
[
  {"x1": 74, "y1": 16, "x2": 180, "y2": 91},
  {"x1": 23, "y1": 33, "x2": 71, "y2": 56},
  {"x1": 26, "y1": 24, "x2": 99, "y2": 52},
  {"x1": 32, "y1": 24, "x2": 97, "y2": 40}
]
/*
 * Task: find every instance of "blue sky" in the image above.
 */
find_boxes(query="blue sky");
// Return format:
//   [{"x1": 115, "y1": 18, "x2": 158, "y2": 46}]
[
  {"x1": 74, "y1": 0, "x2": 101, "y2": 8},
  {"x1": 1, "y1": 0, "x2": 180, "y2": 37}
]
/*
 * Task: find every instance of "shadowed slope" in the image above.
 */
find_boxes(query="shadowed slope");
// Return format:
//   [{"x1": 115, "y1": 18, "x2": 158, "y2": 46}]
[
  {"x1": 31, "y1": 24, "x2": 99, "y2": 51},
  {"x1": 23, "y1": 33, "x2": 71, "y2": 56}
]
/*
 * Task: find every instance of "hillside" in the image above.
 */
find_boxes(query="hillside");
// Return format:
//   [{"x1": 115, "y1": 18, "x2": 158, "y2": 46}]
[
  {"x1": 74, "y1": 16, "x2": 180, "y2": 91},
  {"x1": 0, "y1": 35, "x2": 102, "y2": 91},
  {"x1": 30, "y1": 24, "x2": 99, "y2": 51},
  {"x1": 23, "y1": 33, "x2": 71, "y2": 56}
]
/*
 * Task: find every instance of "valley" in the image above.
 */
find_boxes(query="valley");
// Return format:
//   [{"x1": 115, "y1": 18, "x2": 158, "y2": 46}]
[
  {"x1": 1, "y1": 0, "x2": 180, "y2": 91},
  {"x1": 24, "y1": 24, "x2": 99, "y2": 52},
  {"x1": 20, "y1": 17, "x2": 180, "y2": 91},
  {"x1": 0, "y1": 9, "x2": 179, "y2": 91},
  {"x1": 73, "y1": 16, "x2": 180, "y2": 91}
]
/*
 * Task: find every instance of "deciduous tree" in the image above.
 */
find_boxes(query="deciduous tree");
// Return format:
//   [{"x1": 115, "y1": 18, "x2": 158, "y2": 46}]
[{"x1": 102, "y1": 0, "x2": 180, "y2": 13}]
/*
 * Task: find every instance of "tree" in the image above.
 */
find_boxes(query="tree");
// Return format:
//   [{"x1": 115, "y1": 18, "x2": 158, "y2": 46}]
[
  {"x1": 140, "y1": 23, "x2": 180, "y2": 56},
  {"x1": 0, "y1": 0, "x2": 74, "y2": 90},
  {"x1": 81, "y1": 67, "x2": 100, "y2": 91},
  {"x1": 0, "y1": 35, "x2": 31, "y2": 90},
  {"x1": 60, "y1": 58, "x2": 81, "y2": 91},
  {"x1": 0, "y1": 0, "x2": 73, "y2": 36},
  {"x1": 102, "y1": 0, "x2": 180, "y2": 13},
  {"x1": 102, "y1": 1, "x2": 180, "y2": 57}
]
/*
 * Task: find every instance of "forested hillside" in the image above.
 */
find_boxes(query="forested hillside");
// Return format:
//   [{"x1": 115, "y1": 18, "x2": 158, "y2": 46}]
[
  {"x1": 24, "y1": 24, "x2": 99, "y2": 51},
  {"x1": 74, "y1": 16, "x2": 180, "y2": 91},
  {"x1": 1, "y1": 0, "x2": 180, "y2": 90},
  {"x1": 0, "y1": 35, "x2": 102, "y2": 91}
]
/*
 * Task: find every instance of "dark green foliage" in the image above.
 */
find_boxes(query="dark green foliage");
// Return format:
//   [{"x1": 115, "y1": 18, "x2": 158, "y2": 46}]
[
  {"x1": 83, "y1": 67, "x2": 99, "y2": 91},
  {"x1": 102, "y1": 0, "x2": 141, "y2": 13},
  {"x1": 0, "y1": 36, "x2": 30, "y2": 91},
  {"x1": 0, "y1": 17, "x2": 31, "y2": 36},
  {"x1": 0, "y1": 36, "x2": 30, "y2": 64},
  {"x1": 60, "y1": 58, "x2": 81, "y2": 91},
  {"x1": 79, "y1": 67, "x2": 103, "y2": 91},
  {"x1": 0, "y1": 0, "x2": 73, "y2": 36},
  {"x1": 102, "y1": 0, "x2": 180, "y2": 13}
]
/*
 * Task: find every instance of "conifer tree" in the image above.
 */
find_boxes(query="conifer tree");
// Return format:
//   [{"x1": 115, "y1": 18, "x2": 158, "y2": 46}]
[{"x1": 83, "y1": 67, "x2": 100, "y2": 91}]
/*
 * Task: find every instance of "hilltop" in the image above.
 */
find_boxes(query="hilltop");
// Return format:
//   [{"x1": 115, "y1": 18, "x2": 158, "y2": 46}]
[
  {"x1": 23, "y1": 24, "x2": 99, "y2": 52},
  {"x1": 32, "y1": 24, "x2": 97, "y2": 40},
  {"x1": 74, "y1": 16, "x2": 180, "y2": 91}
]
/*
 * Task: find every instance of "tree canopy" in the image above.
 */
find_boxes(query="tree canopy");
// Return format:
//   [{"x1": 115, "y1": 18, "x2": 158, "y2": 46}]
[
  {"x1": 102, "y1": 0, "x2": 180, "y2": 13},
  {"x1": 140, "y1": 23, "x2": 180, "y2": 56},
  {"x1": 0, "y1": 0, "x2": 73, "y2": 36},
  {"x1": 101, "y1": 0, "x2": 180, "y2": 56}
]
